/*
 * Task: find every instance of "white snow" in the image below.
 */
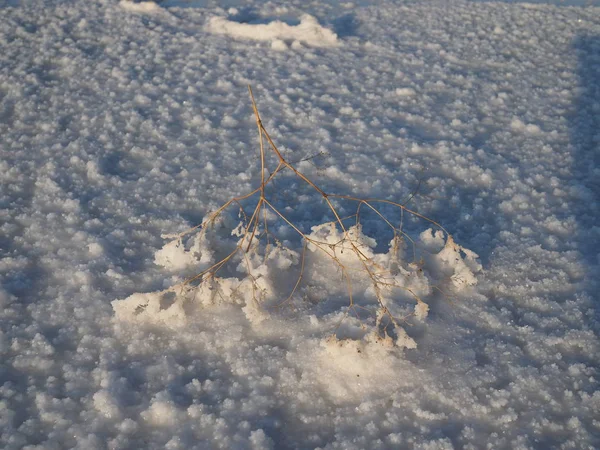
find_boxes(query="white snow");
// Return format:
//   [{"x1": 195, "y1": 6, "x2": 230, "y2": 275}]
[
  {"x1": 1, "y1": 0, "x2": 599, "y2": 448},
  {"x1": 119, "y1": 0, "x2": 161, "y2": 13},
  {"x1": 206, "y1": 13, "x2": 339, "y2": 48}
]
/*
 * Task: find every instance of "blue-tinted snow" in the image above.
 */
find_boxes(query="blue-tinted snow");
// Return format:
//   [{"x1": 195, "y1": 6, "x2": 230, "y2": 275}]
[{"x1": 1, "y1": 0, "x2": 599, "y2": 448}]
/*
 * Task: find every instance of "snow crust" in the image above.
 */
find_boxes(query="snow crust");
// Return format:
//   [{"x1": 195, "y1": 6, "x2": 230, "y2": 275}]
[{"x1": 1, "y1": 0, "x2": 599, "y2": 448}]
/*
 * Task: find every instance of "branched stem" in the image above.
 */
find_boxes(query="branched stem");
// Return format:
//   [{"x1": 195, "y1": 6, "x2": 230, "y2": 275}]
[{"x1": 179, "y1": 86, "x2": 450, "y2": 343}]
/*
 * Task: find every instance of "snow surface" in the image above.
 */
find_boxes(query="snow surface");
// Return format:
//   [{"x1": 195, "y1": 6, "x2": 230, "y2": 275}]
[{"x1": 1, "y1": 0, "x2": 600, "y2": 448}]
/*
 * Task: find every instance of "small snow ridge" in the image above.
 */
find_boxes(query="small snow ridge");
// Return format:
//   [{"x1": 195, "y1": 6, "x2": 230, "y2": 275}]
[
  {"x1": 119, "y1": 1, "x2": 161, "y2": 13},
  {"x1": 206, "y1": 14, "x2": 339, "y2": 48}
]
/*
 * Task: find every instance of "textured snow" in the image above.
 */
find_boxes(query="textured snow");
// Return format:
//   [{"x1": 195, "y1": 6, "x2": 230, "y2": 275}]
[{"x1": 1, "y1": 0, "x2": 600, "y2": 449}]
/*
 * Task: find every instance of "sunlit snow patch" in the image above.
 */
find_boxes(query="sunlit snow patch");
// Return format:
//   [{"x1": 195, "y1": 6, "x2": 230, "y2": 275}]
[
  {"x1": 112, "y1": 220, "x2": 481, "y2": 350},
  {"x1": 205, "y1": 14, "x2": 339, "y2": 48},
  {"x1": 119, "y1": 1, "x2": 162, "y2": 13},
  {"x1": 154, "y1": 234, "x2": 213, "y2": 271}
]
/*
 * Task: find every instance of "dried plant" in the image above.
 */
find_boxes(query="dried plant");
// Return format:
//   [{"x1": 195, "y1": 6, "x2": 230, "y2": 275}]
[{"x1": 158, "y1": 86, "x2": 467, "y2": 346}]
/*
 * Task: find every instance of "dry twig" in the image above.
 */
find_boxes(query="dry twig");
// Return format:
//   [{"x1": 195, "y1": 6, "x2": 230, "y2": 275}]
[{"x1": 175, "y1": 86, "x2": 451, "y2": 342}]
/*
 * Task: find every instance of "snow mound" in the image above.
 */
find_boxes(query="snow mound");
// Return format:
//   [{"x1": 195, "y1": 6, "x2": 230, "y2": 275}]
[
  {"x1": 205, "y1": 14, "x2": 339, "y2": 48},
  {"x1": 154, "y1": 234, "x2": 213, "y2": 271},
  {"x1": 113, "y1": 222, "x2": 481, "y2": 350},
  {"x1": 119, "y1": 1, "x2": 162, "y2": 13},
  {"x1": 420, "y1": 229, "x2": 482, "y2": 288}
]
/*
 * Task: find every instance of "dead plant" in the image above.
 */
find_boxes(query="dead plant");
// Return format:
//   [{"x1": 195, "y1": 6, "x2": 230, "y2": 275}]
[{"x1": 172, "y1": 86, "x2": 454, "y2": 345}]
